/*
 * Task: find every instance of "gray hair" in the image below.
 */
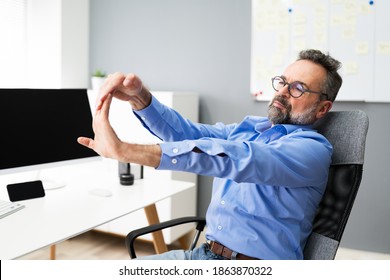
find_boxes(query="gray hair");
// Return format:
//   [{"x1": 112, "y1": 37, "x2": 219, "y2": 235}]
[{"x1": 298, "y1": 49, "x2": 342, "y2": 102}]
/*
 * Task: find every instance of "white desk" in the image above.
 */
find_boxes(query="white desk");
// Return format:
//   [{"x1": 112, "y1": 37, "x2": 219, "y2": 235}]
[{"x1": 0, "y1": 161, "x2": 195, "y2": 260}]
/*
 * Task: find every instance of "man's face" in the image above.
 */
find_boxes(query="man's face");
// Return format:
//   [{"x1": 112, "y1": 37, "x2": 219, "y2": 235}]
[{"x1": 268, "y1": 59, "x2": 330, "y2": 125}]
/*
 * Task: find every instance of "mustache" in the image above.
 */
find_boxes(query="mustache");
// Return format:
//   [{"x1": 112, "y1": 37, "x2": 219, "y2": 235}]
[{"x1": 270, "y1": 96, "x2": 290, "y2": 108}]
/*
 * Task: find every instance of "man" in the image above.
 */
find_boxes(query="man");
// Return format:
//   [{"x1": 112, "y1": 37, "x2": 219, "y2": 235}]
[{"x1": 78, "y1": 49, "x2": 342, "y2": 260}]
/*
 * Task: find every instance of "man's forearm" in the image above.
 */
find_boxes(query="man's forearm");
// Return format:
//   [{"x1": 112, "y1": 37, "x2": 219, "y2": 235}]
[{"x1": 118, "y1": 142, "x2": 162, "y2": 168}]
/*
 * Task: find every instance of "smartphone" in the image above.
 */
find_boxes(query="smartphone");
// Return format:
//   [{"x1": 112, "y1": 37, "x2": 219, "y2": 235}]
[{"x1": 7, "y1": 180, "x2": 45, "y2": 202}]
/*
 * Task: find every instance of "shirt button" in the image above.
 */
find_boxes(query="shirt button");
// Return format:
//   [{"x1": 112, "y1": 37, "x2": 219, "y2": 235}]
[
  {"x1": 172, "y1": 148, "x2": 179, "y2": 154},
  {"x1": 171, "y1": 158, "x2": 177, "y2": 164},
  {"x1": 221, "y1": 200, "x2": 225, "y2": 205},
  {"x1": 217, "y1": 225, "x2": 223, "y2": 230}
]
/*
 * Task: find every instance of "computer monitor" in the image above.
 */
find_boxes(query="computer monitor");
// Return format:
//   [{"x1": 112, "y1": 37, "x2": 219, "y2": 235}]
[{"x1": 0, "y1": 88, "x2": 100, "y2": 189}]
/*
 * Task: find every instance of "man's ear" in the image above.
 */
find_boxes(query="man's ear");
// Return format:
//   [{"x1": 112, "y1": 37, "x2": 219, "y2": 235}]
[{"x1": 316, "y1": 101, "x2": 333, "y2": 119}]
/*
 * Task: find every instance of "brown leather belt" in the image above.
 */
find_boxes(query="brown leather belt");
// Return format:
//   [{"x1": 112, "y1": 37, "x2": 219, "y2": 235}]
[{"x1": 207, "y1": 240, "x2": 259, "y2": 260}]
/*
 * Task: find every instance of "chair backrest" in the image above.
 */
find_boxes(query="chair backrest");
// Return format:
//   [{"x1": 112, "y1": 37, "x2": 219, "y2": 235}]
[{"x1": 303, "y1": 110, "x2": 369, "y2": 259}]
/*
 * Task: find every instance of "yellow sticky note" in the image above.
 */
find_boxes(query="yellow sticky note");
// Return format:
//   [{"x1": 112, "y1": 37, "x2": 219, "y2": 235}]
[
  {"x1": 377, "y1": 42, "x2": 390, "y2": 55},
  {"x1": 356, "y1": 42, "x2": 369, "y2": 55},
  {"x1": 344, "y1": 61, "x2": 358, "y2": 75}
]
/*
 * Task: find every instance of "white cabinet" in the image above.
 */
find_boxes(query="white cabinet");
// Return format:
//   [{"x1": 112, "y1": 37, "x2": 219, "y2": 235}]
[{"x1": 88, "y1": 90, "x2": 199, "y2": 244}]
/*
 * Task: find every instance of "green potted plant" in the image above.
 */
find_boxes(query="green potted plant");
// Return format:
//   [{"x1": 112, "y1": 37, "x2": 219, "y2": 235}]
[{"x1": 91, "y1": 69, "x2": 107, "y2": 90}]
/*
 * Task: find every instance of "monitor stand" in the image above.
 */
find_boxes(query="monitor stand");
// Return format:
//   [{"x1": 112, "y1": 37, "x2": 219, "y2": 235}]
[
  {"x1": 41, "y1": 179, "x2": 67, "y2": 190},
  {"x1": 35, "y1": 170, "x2": 67, "y2": 190}
]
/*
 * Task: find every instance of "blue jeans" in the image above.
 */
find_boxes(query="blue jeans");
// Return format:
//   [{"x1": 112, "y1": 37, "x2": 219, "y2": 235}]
[{"x1": 135, "y1": 243, "x2": 226, "y2": 260}]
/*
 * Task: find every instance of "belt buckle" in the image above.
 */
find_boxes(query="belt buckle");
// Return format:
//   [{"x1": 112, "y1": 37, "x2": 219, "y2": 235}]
[
  {"x1": 230, "y1": 251, "x2": 238, "y2": 260},
  {"x1": 207, "y1": 240, "x2": 223, "y2": 256},
  {"x1": 207, "y1": 240, "x2": 216, "y2": 250}
]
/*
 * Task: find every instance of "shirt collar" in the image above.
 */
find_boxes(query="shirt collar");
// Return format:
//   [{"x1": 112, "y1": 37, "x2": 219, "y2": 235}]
[
  {"x1": 278, "y1": 123, "x2": 314, "y2": 134},
  {"x1": 254, "y1": 118, "x2": 314, "y2": 134}
]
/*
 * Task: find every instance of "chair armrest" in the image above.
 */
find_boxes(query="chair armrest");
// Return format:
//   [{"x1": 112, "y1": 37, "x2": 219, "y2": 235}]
[
  {"x1": 125, "y1": 216, "x2": 206, "y2": 258},
  {"x1": 303, "y1": 232, "x2": 339, "y2": 260}
]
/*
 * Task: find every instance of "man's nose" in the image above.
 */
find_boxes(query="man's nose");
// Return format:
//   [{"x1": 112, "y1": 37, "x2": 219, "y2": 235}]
[{"x1": 276, "y1": 84, "x2": 290, "y2": 98}]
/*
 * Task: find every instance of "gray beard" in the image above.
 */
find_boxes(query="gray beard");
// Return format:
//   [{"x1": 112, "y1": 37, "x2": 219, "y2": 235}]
[{"x1": 267, "y1": 97, "x2": 320, "y2": 125}]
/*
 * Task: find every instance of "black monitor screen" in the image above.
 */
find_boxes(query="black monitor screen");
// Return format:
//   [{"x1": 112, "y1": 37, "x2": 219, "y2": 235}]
[{"x1": 0, "y1": 88, "x2": 98, "y2": 171}]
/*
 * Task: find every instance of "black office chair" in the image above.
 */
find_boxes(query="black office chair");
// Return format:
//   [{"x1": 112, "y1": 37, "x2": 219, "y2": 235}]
[{"x1": 125, "y1": 110, "x2": 369, "y2": 260}]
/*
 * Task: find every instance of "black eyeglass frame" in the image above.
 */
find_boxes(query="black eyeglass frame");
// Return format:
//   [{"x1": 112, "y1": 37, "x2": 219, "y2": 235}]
[{"x1": 271, "y1": 76, "x2": 329, "y2": 100}]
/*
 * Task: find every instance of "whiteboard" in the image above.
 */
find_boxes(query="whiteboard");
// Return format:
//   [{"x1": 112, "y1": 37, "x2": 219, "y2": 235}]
[
  {"x1": 328, "y1": 0, "x2": 374, "y2": 101},
  {"x1": 251, "y1": 0, "x2": 389, "y2": 102},
  {"x1": 372, "y1": 0, "x2": 390, "y2": 102},
  {"x1": 250, "y1": 0, "x2": 292, "y2": 101}
]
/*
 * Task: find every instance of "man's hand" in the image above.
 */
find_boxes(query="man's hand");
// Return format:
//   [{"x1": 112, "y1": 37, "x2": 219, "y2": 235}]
[
  {"x1": 78, "y1": 93, "x2": 124, "y2": 160},
  {"x1": 96, "y1": 72, "x2": 152, "y2": 111},
  {"x1": 78, "y1": 91, "x2": 163, "y2": 167}
]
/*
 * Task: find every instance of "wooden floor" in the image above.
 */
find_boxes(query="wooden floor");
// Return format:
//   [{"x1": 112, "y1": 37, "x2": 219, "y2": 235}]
[
  {"x1": 16, "y1": 230, "x2": 390, "y2": 260},
  {"x1": 16, "y1": 230, "x2": 182, "y2": 260}
]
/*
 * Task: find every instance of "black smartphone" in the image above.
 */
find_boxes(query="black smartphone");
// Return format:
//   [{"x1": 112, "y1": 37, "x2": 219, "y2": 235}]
[{"x1": 7, "y1": 180, "x2": 45, "y2": 202}]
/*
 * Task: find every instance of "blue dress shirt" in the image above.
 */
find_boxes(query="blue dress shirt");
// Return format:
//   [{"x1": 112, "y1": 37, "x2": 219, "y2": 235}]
[{"x1": 134, "y1": 96, "x2": 332, "y2": 260}]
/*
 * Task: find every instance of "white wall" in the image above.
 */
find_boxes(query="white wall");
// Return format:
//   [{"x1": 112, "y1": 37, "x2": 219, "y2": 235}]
[{"x1": 26, "y1": 0, "x2": 89, "y2": 88}]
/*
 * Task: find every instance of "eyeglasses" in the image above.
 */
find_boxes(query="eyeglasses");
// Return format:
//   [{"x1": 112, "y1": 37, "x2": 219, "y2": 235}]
[{"x1": 271, "y1": 76, "x2": 328, "y2": 99}]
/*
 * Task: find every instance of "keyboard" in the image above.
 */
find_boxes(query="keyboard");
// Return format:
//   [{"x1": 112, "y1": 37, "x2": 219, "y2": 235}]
[{"x1": 0, "y1": 199, "x2": 25, "y2": 219}]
